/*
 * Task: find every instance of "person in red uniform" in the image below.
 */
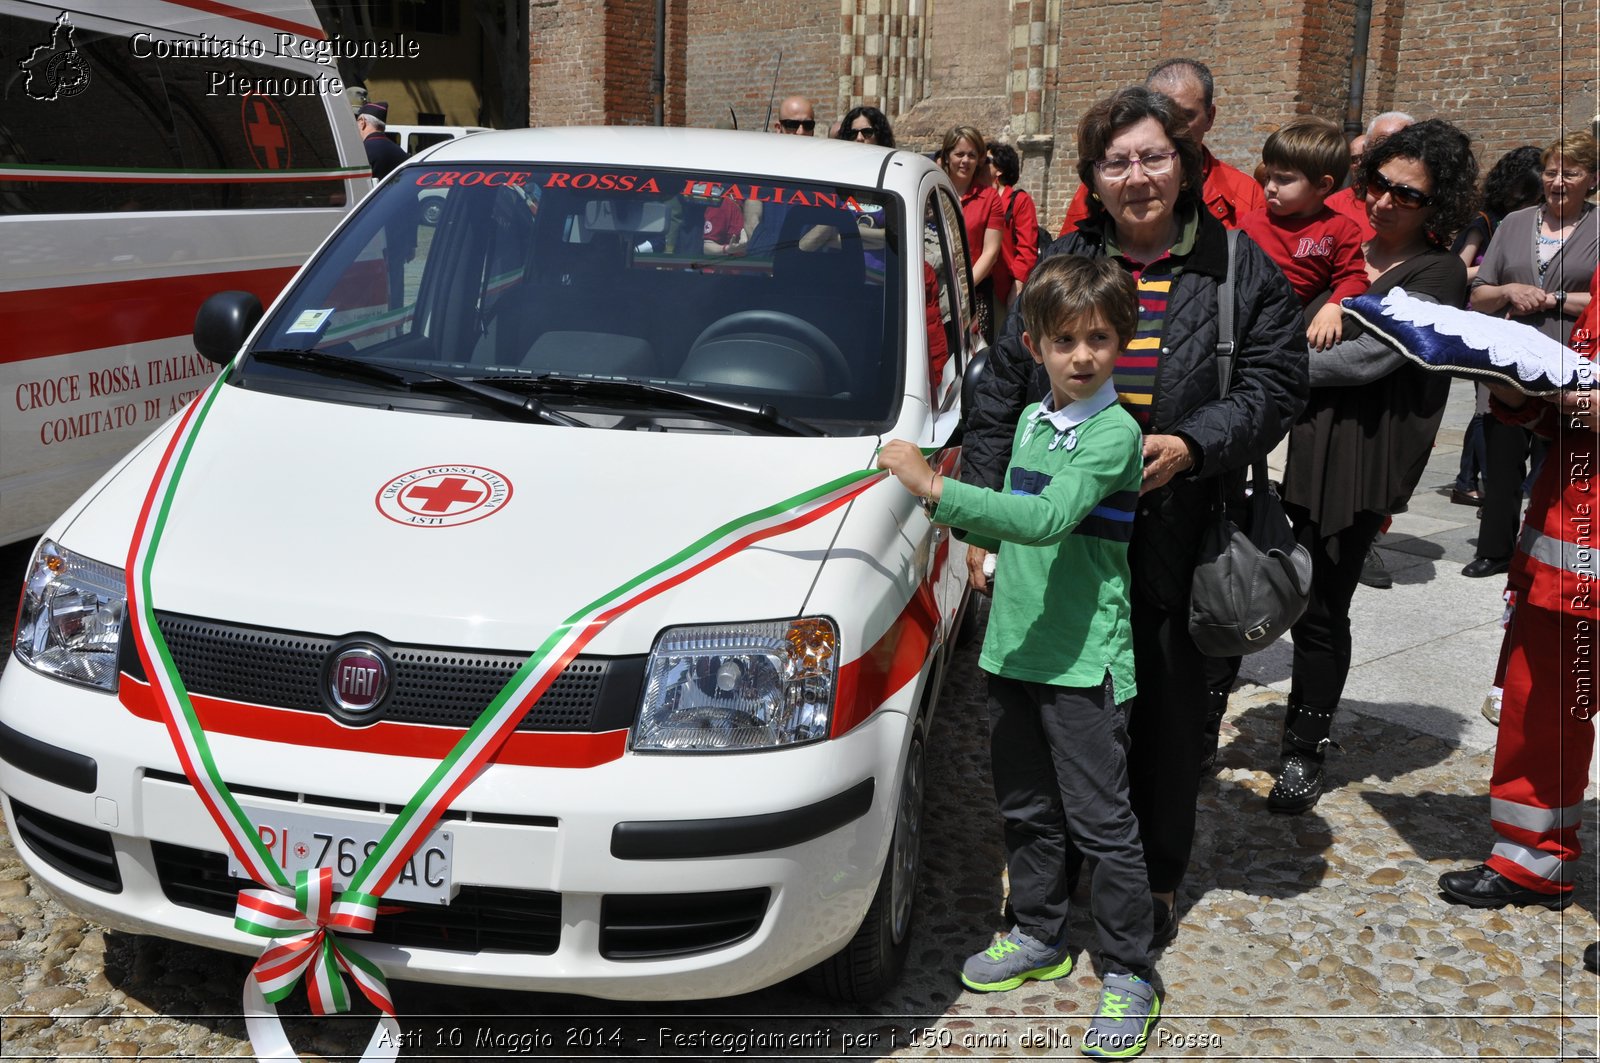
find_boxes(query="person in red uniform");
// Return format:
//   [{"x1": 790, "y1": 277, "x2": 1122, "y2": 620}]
[
  {"x1": 1058, "y1": 59, "x2": 1263, "y2": 236},
  {"x1": 1325, "y1": 112, "x2": 1414, "y2": 241},
  {"x1": 1438, "y1": 268, "x2": 1600, "y2": 916}
]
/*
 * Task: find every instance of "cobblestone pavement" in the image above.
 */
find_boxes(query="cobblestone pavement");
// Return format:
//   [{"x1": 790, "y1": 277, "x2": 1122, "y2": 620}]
[{"x1": 1, "y1": 540, "x2": 1598, "y2": 1061}]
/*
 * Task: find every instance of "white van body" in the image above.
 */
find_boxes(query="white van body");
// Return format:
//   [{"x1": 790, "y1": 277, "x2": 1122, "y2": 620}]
[
  {"x1": 384, "y1": 124, "x2": 490, "y2": 155},
  {"x1": 1, "y1": 128, "x2": 983, "y2": 1002},
  {"x1": 0, "y1": 0, "x2": 371, "y2": 545}
]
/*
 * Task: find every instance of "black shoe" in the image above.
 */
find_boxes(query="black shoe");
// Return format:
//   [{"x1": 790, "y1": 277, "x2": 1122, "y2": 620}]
[
  {"x1": 1585, "y1": 942, "x2": 1598, "y2": 974},
  {"x1": 1358, "y1": 547, "x2": 1393, "y2": 589},
  {"x1": 1152, "y1": 897, "x2": 1178, "y2": 948},
  {"x1": 1450, "y1": 486, "x2": 1482, "y2": 507},
  {"x1": 1462, "y1": 556, "x2": 1511, "y2": 578},
  {"x1": 1267, "y1": 753, "x2": 1324, "y2": 814},
  {"x1": 1436, "y1": 864, "x2": 1573, "y2": 910}
]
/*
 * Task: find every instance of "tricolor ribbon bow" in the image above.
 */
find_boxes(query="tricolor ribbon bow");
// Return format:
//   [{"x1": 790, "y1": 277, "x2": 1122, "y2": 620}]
[{"x1": 233, "y1": 869, "x2": 402, "y2": 1061}]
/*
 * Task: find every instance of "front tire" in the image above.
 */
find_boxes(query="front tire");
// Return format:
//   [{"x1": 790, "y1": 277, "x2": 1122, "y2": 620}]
[{"x1": 805, "y1": 730, "x2": 925, "y2": 1001}]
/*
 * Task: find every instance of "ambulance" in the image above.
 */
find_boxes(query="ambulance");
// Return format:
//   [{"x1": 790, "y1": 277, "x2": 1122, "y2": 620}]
[
  {"x1": 0, "y1": 0, "x2": 371, "y2": 545},
  {"x1": 1, "y1": 127, "x2": 980, "y2": 1001}
]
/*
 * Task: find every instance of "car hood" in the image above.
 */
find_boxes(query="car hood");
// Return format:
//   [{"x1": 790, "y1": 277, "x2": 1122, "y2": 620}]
[{"x1": 64, "y1": 385, "x2": 885, "y2": 655}]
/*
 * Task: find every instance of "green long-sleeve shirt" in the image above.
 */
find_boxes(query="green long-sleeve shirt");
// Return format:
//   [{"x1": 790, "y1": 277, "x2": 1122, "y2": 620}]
[{"x1": 934, "y1": 397, "x2": 1142, "y2": 700}]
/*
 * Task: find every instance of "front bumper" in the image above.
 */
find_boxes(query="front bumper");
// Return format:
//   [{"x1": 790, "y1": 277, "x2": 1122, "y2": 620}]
[{"x1": 0, "y1": 660, "x2": 912, "y2": 1000}]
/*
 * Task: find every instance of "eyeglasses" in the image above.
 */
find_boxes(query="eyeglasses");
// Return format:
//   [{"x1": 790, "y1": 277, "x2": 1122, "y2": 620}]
[
  {"x1": 1362, "y1": 170, "x2": 1434, "y2": 209},
  {"x1": 779, "y1": 119, "x2": 816, "y2": 133},
  {"x1": 1543, "y1": 168, "x2": 1589, "y2": 182},
  {"x1": 848, "y1": 125, "x2": 875, "y2": 140},
  {"x1": 1093, "y1": 151, "x2": 1178, "y2": 181}
]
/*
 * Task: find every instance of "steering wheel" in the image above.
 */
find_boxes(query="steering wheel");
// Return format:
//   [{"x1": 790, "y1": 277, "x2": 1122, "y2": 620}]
[{"x1": 688, "y1": 310, "x2": 850, "y2": 391}]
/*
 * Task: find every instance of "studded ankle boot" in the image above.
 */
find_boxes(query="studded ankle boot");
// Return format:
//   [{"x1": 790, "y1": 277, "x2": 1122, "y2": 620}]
[{"x1": 1268, "y1": 700, "x2": 1337, "y2": 815}]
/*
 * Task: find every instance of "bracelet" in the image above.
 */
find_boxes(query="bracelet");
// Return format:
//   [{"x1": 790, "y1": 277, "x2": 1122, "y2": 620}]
[{"x1": 927, "y1": 472, "x2": 938, "y2": 500}]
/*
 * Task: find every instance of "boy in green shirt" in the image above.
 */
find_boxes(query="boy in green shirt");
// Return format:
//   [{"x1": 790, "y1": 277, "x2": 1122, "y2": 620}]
[{"x1": 878, "y1": 255, "x2": 1158, "y2": 1058}]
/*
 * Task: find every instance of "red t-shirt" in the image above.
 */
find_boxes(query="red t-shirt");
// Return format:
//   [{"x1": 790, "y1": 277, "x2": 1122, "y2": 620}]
[
  {"x1": 1059, "y1": 147, "x2": 1264, "y2": 236},
  {"x1": 959, "y1": 184, "x2": 1003, "y2": 277},
  {"x1": 1237, "y1": 206, "x2": 1369, "y2": 307},
  {"x1": 703, "y1": 199, "x2": 744, "y2": 245}
]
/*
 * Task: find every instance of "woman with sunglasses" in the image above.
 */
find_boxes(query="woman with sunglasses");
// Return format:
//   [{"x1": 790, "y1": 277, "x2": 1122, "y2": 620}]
[
  {"x1": 1459, "y1": 131, "x2": 1599, "y2": 581},
  {"x1": 835, "y1": 106, "x2": 895, "y2": 148},
  {"x1": 961, "y1": 85, "x2": 1306, "y2": 956},
  {"x1": 1272, "y1": 120, "x2": 1478, "y2": 812}
]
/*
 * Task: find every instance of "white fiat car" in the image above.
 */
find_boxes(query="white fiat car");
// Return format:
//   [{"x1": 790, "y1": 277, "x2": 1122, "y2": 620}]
[{"x1": 1, "y1": 128, "x2": 981, "y2": 1001}]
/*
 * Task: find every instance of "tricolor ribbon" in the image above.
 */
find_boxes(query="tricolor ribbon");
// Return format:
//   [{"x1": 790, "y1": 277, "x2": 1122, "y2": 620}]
[{"x1": 125, "y1": 369, "x2": 912, "y2": 1061}]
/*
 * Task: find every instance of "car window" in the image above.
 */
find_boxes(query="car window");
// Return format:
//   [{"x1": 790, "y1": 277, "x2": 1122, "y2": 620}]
[{"x1": 246, "y1": 164, "x2": 905, "y2": 435}]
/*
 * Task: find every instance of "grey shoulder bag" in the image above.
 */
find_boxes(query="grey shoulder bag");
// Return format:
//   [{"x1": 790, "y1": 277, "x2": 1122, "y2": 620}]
[{"x1": 1188, "y1": 230, "x2": 1313, "y2": 656}]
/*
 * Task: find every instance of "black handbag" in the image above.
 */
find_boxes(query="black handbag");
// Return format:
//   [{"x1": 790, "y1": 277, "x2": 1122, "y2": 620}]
[{"x1": 1187, "y1": 231, "x2": 1313, "y2": 656}]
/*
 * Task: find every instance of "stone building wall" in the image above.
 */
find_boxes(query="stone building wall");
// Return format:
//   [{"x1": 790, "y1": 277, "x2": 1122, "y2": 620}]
[{"x1": 527, "y1": 0, "x2": 1599, "y2": 233}]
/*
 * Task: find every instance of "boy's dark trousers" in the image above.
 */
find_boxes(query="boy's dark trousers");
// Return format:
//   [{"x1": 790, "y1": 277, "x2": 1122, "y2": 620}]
[{"x1": 986, "y1": 675, "x2": 1154, "y2": 978}]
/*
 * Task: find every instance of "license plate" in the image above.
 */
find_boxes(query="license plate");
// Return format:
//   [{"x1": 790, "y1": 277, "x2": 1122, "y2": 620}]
[{"x1": 226, "y1": 804, "x2": 455, "y2": 905}]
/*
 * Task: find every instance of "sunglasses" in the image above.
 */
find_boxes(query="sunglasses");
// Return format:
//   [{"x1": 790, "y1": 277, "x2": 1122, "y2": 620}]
[
  {"x1": 848, "y1": 125, "x2": 875, "y2": 140},
  {"x1": 1362, "y1": 170, "x2": 1434, "y2": 209},
  {"x1": 779, "y1": 119, "x2": 816, "y2": 132}
]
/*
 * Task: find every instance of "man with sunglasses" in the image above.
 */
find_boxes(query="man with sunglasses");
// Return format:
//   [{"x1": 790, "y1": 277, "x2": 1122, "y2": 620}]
[{"x1": 773, "y1": 96, "x2": 817, "y2": 135}]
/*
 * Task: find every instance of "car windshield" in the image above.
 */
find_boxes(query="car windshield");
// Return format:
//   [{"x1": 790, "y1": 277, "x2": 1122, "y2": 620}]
[{"x1": 244, "y1": 163, "x2": 904, "y2": 435}]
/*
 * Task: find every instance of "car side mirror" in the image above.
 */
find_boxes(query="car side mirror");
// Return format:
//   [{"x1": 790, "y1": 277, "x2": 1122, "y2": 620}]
[
  {"x1": 961, "y1": 343, "x2": 990, "y2": 416},
  {"x1": 194, "y1": 291, "x2": 264, "y2": 366}
]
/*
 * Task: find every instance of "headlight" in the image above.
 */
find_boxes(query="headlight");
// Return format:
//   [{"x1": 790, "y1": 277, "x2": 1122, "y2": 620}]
[
  {"x1": 14, "y1": 540, "x2": 126, "y2": 692},
  {"x1": 632, "y1": 618, "x2": 837, "y2": 752}
]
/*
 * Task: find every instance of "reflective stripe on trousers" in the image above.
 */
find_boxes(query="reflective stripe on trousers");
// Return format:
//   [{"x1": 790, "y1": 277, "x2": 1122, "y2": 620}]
[{"x1": 1519, "y1": 525, "x2": 1598, "y2": 578}]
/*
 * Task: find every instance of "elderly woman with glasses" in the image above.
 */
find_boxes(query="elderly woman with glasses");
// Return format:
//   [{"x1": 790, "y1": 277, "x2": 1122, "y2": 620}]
[
  {"x1": 835, "y1": 106, "x2": 895, "y2": 148},
  {"x1": 961, "y1": 85, "x2": 1306, "y2": 947},
  {"x1": 1270, "y1": 120, "x2": 1478, "y2": 812}
]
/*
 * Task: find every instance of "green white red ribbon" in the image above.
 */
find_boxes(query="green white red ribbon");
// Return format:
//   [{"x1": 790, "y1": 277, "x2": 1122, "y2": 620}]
[{"x1": 124, "y1": 370, "x2": 897, "y2": 1061}]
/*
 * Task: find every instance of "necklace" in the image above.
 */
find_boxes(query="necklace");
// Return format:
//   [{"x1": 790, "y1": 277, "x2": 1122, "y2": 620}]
[{"x1": 1537, "y1": 203, "x2": 1591, "y2": 278}]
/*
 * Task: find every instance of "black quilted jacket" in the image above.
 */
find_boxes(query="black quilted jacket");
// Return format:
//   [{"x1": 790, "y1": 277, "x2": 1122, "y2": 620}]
[{"x1": 959, "y1": 209, "x2": 1310, "y2": 607}]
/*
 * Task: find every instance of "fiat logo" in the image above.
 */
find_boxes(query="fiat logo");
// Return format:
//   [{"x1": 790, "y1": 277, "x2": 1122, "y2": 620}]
[{"x1": 325, "y1": 646, "x2": 390, "y2": 724}]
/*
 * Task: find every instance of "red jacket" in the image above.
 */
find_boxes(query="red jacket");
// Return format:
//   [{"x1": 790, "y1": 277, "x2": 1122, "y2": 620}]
[
  {"x1": 1495, "y1": 271, "x2": 1600, "y2": 615},
  {"x1": 1058, "y1": 147, "x2": 1264, "y2": 236},
  {"x1": 1325, "y1": 186, "x2": 1374, "y2": 242}
]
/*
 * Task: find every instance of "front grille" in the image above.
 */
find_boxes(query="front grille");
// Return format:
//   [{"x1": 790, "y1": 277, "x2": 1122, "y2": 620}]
[
  {"x1": 600, "y1": 888, "x2": 770, "y2": 960},
  {"x1": 123, "y1": 611, "x2": 643, "y2": 732},
  {"x1": 9, "y1": 798, "x2": 122, "y2": 893},
  {"x1": 151, "y1": 843, "x2": 561, "y2": 954}
]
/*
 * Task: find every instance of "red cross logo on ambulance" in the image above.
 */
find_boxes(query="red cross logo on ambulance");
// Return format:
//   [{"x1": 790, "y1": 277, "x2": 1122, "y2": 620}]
[
  {"x1": 241, "y1": 93, "x2": 291, "y2": 170},
  {"x1": 376, "y1": 465, "x2": 513, "y2": 527}
]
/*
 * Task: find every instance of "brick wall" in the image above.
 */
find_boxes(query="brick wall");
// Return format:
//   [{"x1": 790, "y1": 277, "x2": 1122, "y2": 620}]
[
  {"x1": 528, "y1": 0, "x2": 606, "y2": 126},
  {"x1": 1385, "y1": 0, "x2": 1598, "y2": 165},
  {"x1": 530, "y1": 0, "x2": 1599, "y2": 236},
  {"x1": 682, "y1": 0, "x2": 837, "y2": 133}
]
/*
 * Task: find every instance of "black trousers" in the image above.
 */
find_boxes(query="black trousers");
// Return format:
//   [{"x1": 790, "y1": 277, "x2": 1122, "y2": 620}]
[
  {"x1": 1055, "y1": 588, "x2": 1211, "y2": 895},
  {"x1": 1123, "y1": 588, "x2": 1210, "y2": 893},
  {"x1": 1476, "y1": 418, "x2": 1539, "y2": 561},
  {"x1": 1283, "y1": 506, "x2": 1387, "y2": 756},
  {"x1": 987, "y1": 675, "x2": 1153, "y2": 977}
]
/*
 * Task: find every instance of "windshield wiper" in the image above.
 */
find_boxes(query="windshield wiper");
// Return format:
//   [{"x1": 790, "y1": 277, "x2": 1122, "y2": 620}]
[
  {"x1": 488, "y1": 374, "x2": 827, "y2": 437},
  {"x1": 248, "y1": 348, "x2": 583, "y2": 427},
  {"x1": 250, "y1": 348, "x2": 419, "y2": 389}
]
